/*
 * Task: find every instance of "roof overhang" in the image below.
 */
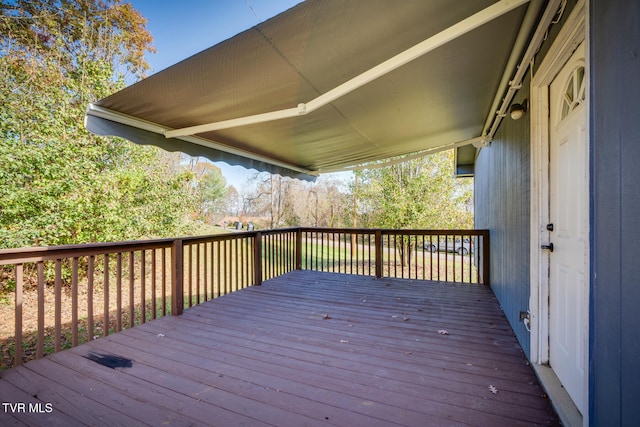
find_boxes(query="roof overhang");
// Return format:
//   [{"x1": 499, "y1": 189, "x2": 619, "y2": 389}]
[{"x1": 85, "y1": 0, "x2": 554, "y2": 180}]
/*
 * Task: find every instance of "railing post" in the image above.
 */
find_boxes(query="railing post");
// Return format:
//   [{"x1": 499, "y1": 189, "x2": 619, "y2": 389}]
[
  {"x1": 171, "y1": 239, "x2": 184, "y2": 315},
  {"x1": 254, "y1": 231, "x2": 263, "y2": 285},
  {"x1": 375, "y1": 230, "x2": 383, "y2": 278},
  {"x1": 15, "y1": 264, "x2": 23, "y2": 366},
  {"x1": 295, "y1": 228, "x2": 303, "y2": 270},
  {"x1": 481, "y1": 231, "x2": 490, "y2": 286}
]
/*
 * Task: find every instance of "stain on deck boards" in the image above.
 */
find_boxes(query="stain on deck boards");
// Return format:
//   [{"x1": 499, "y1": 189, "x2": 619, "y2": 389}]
[{"x1": 82, "y1": 352, "x2": 133, "y2": 369}]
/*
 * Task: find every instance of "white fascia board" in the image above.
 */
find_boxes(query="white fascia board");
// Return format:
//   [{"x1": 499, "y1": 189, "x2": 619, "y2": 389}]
[
  {"x1": 164, "y1": 0, "x2": 530, "y2": 139},
  {"x1": 85, "y1": 104, "x2": 317, "y2": 176}
]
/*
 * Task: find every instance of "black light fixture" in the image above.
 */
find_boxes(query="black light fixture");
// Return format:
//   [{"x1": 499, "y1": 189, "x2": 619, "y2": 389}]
[{"x1": 510, "y1": 99, "x2": 528, "y2": 120}]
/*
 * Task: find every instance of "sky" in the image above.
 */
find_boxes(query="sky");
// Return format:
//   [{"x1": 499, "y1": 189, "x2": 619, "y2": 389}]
[{"x1": 127, "y1": 0, "x2": 304, "y2": 188}]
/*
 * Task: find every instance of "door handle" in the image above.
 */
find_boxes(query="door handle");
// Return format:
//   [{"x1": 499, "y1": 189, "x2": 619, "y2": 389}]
[{"x1": 541, "y1": 243, "x2": 554, "y2": 252}]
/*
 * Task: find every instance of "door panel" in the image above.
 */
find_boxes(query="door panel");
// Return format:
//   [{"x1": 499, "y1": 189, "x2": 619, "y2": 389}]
[{"x1": 548, "y1": 42, "x2": 587, "y2": 414}]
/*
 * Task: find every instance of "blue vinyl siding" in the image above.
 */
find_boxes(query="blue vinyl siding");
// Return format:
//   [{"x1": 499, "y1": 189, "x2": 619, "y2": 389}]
[
  {"x1": 470, "y1": 0, "x2": 640, "y2": 421},
  {"x1": 590, "y1": 0, "x2": 640, "y2": 424},
  {"x1": 473, "y1": 0, "x2": 580, "y2": 369},
  {"x1": 474, "y1": 75, "x2": 531, "y2": 357}
]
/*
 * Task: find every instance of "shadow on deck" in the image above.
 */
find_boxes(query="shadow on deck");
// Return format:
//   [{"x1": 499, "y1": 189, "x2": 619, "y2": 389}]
[{"x1": 0, "y1": 270, "x2": 559, "y2": 426}]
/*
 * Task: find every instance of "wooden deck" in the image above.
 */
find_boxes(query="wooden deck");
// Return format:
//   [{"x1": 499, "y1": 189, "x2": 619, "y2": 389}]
[{"x1": 0, "y1": 270, "x2": 558, "y2": 426}]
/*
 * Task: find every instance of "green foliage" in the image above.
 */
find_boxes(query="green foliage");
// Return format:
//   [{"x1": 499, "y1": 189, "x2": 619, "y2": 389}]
[
  {"x1": 0, "y1": 0, "x2": 197, "y2": 249},
  {"x1": 345, "y1": 151, "x2": 473, "y2": 267},
  {"x1": 188, "y1": 161, "x2": 228, "y2": 222},
  {"x1": 352, "y1": 151, "x2": 473, "y2": 230},
  {"x1": 0, "y1": 0, "x2": 155, "y2": 79}
]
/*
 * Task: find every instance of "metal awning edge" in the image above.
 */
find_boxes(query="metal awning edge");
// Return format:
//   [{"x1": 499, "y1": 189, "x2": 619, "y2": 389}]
[
  {"x1": 84, "y1": 104, "x2": 318, "y2": 182},
  {"x1": 321, "y1": 136, "x2": 491, "y2": 174}
]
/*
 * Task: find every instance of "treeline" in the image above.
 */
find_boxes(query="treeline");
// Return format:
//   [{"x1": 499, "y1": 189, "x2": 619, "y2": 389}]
[{"x1": 226, "y1": 150, "x2": 473, "y2": 232}]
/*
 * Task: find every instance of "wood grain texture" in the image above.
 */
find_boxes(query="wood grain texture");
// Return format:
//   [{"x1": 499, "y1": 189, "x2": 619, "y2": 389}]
[{"x1": 0, "y1": 271, "x2": 558, "y2": 426}]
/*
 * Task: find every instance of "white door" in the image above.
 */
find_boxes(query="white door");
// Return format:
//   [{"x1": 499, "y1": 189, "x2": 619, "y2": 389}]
[{"x1": 548, "y1": 42, "x2": 588, "y2": 414}]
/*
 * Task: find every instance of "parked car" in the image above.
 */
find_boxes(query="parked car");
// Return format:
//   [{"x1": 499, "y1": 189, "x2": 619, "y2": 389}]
[{"x1": 423, "y1": 238, "x2": 473, "y2": 255}]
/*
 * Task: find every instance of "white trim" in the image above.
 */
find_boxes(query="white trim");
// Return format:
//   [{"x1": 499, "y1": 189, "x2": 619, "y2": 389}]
[
  {"x1": 164, "y1": 0, "x2": 530, "y2": 139},
  {"x1": 529, "y1": 0, "x2": 588, "y2": 423},
  {"x1": 529, "y1": 82, "x2": 551, "y2": 364},
  {"x1": 530, "y1": 0, "x2": 586, "y2": 363},
  {"x1": 583, "y1": 8, "x2": 590, "y2": 426},
  {"x1": 531, "y1": 3, "x2": 587, "y2": 87}
]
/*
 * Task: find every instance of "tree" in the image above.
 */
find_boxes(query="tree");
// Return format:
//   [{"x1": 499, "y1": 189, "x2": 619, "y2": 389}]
[
  {"x1": 224, "y1": 185, "x2": 241, "y2": 217},
  {"x1": 303, "y1": 176, "x2": 348, "y2": 227},
  {"x1": 0, "y1": 0, "x2": 196, "y2": 248},
  {"x1": 186, "y1": 160, "x2": 228, "y2": 222},
  {"x1": 1, "y1": 0, "x2": 155, "y2": 78},
  {"x1": 254, "y1": 174, "x2": 297, "y2": 228},
  {"x1": 350, "y1": 150, "x2": 473, "y2": 265},
  {"x1": 239, "y1": 172, "x2": 350, "y2": 229},
  {"x1": 353, "y1": 151, "x2": 473, "y2": 230}
]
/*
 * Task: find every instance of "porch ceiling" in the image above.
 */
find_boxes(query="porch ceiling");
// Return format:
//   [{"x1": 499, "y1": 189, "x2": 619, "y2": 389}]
[{"x1": 85, "y1": 0, "x2": 535, "y2": 180}]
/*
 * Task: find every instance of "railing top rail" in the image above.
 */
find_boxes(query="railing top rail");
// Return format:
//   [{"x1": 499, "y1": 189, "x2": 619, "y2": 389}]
[
  {"x1": 256, "y1": 227, "x2": 300, "y2": 236},
  {"x1": 183, "y1": 228, "x2": 302, "y2": 244},
  {"x1": 180, "y1": 231, "x2": 256, "y2": 245},
  {"x1": 0, "y1": 238, "x2": 174, "y2": 265},
  {"x1": 0, "y1": 233, "x2": 254, "y2": 265},
  {"x1": 0, "y1": 227, "x2": 489, "y2": 265},
  {"x1": 299, "y1": 227, "x2": 489, "y2": 236}
]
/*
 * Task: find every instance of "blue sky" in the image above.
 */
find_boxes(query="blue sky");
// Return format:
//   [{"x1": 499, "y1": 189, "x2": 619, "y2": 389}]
[
  {"x1": 130, "y1": 0, "x2": 302, "y2": 74},
  {"x1": 128, "y1": 0, "x2": 303, "y2": 188}
]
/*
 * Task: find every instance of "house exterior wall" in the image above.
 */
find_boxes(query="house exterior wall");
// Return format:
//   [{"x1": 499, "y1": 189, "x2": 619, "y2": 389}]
[
  {"x1": 475, "y1": 0, "x2": 583, "y2": 367},
  {"x1": 474, "y1": 75, "x2": 531, "y2": 357},
  {"x1": 475, "y1": 0, "x2": 640, "y2": 422},
  {"x1": 590, "y1": 0, "x2": 640, "y2": 424}
]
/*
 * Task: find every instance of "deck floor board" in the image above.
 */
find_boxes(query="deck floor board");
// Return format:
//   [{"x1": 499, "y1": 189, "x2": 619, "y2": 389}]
[{"x1": 1, "y1": 270, "x2": 559, "y2": 426}]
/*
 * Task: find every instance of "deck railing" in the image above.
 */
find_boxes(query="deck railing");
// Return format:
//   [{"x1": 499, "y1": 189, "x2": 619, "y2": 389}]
[
  {"x1": 298, "y1": 228, "x2": 489, "y2": 283},
  {"x1": 0, "y1": 227, "x2": 488, "y2": 368}
]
